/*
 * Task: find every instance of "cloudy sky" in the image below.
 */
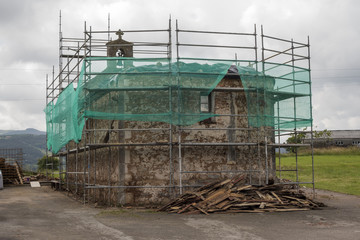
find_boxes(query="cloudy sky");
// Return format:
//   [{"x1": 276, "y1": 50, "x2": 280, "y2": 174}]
[{"x1": 0, "y1": 0, "x2": 359, "y2": 132}]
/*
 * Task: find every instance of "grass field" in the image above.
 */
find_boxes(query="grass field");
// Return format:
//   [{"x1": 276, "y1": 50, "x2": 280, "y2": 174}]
[{"x1": 278, "y1": 147, "x2": 360, "y2": 196}]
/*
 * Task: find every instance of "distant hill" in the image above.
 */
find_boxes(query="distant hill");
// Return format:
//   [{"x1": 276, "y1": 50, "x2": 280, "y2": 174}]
[
  {"x1": 0, "y1": 128, "x2": 46, "y2": 136},
  {"x1": 0, "y1": 129, "x2": 47, "y2": 171}
]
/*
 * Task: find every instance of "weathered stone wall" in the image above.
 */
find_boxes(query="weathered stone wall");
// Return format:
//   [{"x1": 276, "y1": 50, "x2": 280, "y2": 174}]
[{"x1": 66, "y1": 76, "x2": 276, "y2": 206}]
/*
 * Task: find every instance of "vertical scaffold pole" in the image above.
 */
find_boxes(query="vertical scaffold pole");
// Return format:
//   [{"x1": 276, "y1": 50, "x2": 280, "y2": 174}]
[
  {"x1": 45, "y1": 74, "x2": 49, "y2": 181},
  {"x1": 178, "y1": 131, "x2": 182, "y2": 195},
  {"x1": 51, "y1": 66, "x2": 55, "y2": 180},
  {"x1": 66, "y1": 147, "x2": 69, "y2": 193},
  {"x1": 168, "y1": 16, "x2": 172, "y2": 59},
  {"x1": 75, "y1": 144, "x2": 78, "y2": 194},
  {"x1": 59, "y1": 10, "x2": 63, "y2": 89},
  {"x1": 259, "y1": 25, "x2": 265, "y2": 185},
  {"x1": 291, "y1": 39, "x2": 299, "y2": 188},
  {"x1": 265, "y1": 136, "x2": 268, "y2": 184},
  {"x1": 277, "y1": 89, "x2": 281, "y2": 180},
  {"x1": 307, "y1": 36, "x2": 315, "y2": 198},
  {"x1": 84, "y1": 122, "x2": 87, "y2": 205},
  {"x1": 168, "y1": 16, "x2": 173, "y2": 198},
  {"x1": 108, "y1": 13, "x2": 111, "y2": 41},
  {"x1": 175, "y1": 20, "x2": 183, "y2": 195},
  {"x1": 94, "y1": 121, "x2": 97, "y2": 203}
]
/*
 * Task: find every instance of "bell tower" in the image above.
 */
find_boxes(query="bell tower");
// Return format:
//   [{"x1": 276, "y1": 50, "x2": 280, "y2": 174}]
[{"x1": 106, "y1": 29, "x2": 134, "y2": 57}]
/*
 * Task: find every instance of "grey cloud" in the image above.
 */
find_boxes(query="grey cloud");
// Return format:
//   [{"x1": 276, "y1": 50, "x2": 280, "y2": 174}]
[{"x1": 0, "y1": 0, "x2": 359, "y2": 131}]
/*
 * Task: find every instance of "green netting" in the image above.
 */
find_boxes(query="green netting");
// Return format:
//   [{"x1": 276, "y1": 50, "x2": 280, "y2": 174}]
[
  {"x1": 45, "y1": 83, "x2": 84, "y2": 153},
  {"x1": 46, "y1": 57, "x2": 312, "y2": 153},
  {"x1": 78, "y1": 58, "x2": 232, "y2": 126},
  {"x1": 239, "y1": 62, "x2": 312, "y2": 129}
]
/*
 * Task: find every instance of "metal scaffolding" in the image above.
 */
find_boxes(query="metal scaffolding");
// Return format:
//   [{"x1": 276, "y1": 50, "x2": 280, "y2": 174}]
[{"x1": 46, "y1": 15, "x2": 315, "y2": 205}]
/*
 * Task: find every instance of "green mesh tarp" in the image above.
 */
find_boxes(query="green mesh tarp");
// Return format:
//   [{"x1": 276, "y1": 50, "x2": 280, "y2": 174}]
[
  {"x1": 77, "y1": 58, "x2": 231, "y2": 125},
  {"x1": 46, "y1": 57, "x2": 312, "y2": 153},
  {"x1": 240, "y1": 62, "x2": 312, "y2": 129},
  {"x1": 45, "y1": 83, "x2": 84, "y2": 153}
]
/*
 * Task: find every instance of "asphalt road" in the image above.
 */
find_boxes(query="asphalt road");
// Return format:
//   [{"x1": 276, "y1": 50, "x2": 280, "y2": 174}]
[{"x1": 0, "y1": 185, "x2": 359, "y2": 240}]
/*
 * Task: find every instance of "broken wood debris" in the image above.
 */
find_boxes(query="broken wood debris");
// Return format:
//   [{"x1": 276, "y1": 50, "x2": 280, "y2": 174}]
[{"x1": 159, "y1": 175, "x2": 322, "y2": 214}]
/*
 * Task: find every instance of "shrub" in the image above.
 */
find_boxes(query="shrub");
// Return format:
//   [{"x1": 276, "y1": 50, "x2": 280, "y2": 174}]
[{"x1": 37, "y1": 155, "x2": 59, "y2": 171}]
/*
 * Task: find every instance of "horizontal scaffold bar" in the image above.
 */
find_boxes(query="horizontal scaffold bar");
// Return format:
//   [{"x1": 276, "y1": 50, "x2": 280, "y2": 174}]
[
  {"x1": 178, "y1": 43, "x2": 255, "y2": 50},
  {"x1": 180, "y1": 143, "x2": 258, "y2": 146},
  {"x1": 181, "y1": 170, "x2": 261, "y2": 174},
  {"x1": 85, "y1": 185, "x2": 172, "y2": 189},
  {"x1": 177, "y1": 29, "x2": 255, "y2": 36},
  {"x1": 275, "y1": 182, "x2": 313, "y2": 185},
  {"x1": 269, "y1": 143, "x2": 310, "y2": 147},
  {"x1": 87, "y1": 142, "x2": 170, "y2": 148}
]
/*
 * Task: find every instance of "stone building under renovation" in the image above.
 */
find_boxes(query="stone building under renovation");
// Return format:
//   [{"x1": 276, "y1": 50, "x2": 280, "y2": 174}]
[{"x1": 46, "y1": 17, "x2": 314, "y2": 206}]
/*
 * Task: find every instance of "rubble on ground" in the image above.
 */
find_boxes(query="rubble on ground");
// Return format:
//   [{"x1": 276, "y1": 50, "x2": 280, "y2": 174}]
[{"x1": 159, "y1": 175, "x2": 323, "y2": 214}]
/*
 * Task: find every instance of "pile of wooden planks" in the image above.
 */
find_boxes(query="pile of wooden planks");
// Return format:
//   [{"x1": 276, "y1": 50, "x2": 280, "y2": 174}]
[
  {"x1": 159, "y1": 175, "x2": 322, "y2": 214},
  {"x1": 0, "y1": 158, "x2": 23, "y2": 184}
]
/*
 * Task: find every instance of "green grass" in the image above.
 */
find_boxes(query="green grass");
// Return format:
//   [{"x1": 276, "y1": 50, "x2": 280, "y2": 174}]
[
  {"x1": 278, "y1": 149, "x2": 360, "y2": 196},
  {"x1": 278, "y1": 146, "x2": 360, "y2": 157},
  {"x1": 37, "y1": 170, "x2": 64, "y2": 180}
]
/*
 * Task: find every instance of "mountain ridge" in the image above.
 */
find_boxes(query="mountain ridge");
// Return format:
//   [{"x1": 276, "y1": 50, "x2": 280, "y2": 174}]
[
  {"x1": 0, "y1": 128, "x2": 46, "y2": 136},
  {"x1": 0, "y1": 128, "x2": 47, "y2": 170}
]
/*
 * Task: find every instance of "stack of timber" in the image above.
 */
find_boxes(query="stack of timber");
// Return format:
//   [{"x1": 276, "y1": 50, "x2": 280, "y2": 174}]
[
  {"x1": 159, "y1": 175, "x2": 322, "y2": 214},
  {"x1": 0, "y1": 157, "x2": 23, "y2": 184}
]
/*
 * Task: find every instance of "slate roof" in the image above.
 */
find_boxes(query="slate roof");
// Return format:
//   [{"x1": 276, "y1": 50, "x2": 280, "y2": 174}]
[
  {"x1": 306, "y1": 130, "x2": 360, "y2": 139},
  {"x1": 328, "y1": 130, "x2": 360, "y2": 139}
]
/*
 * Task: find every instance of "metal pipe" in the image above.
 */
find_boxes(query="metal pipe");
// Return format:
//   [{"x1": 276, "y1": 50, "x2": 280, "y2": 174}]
[
  {"x1": 87, "y1": 143, "x2": 169, "y2": 147},
  {"x1": 277, "y1": 89, "x2": 282, "y2": 180},
  {"x1": 75, "y1": 144, "x2": 78, "y2": 194},
  {"x1": 262, "y1": 47, "x2": 292, "y2": 62},
  {"x1": 262, "y1": 34, "x2": 308, "y2": 46},
  {"x1": 307, "y1": 35, "x2": 315, "y2": 198},
  {"x1": 180, "y1": 127, "x2": 257, "y2": 131},
  {"x1": 94, "y1": 120, "x2": 97, "y2": 203},
  {"x1": 268, "y1": 143, "x2": 310, "y2": 147},
  {"x1": 178, "y1": 43, "x2": 255, "y2": 50},
  {"x1": 169, "y1": 85, "x2": 173, "y2": 197},
  {"x1": 89, "y1": 43, "x2": 169, "y2": 47},
  {"x1": 263, "y1": 47, "x2": 308, "y2": 60},
  {"x1": 282, "y1": 57, "x2": 309, "y2": 65},
  {"x1": 84, "y1": 87, "x2": 251, "y2": 92},
  {"x1": 276, "y1": 181, "x2": 313, "y2": 185},
  {"x1": 178, "y1": 29, "x2": 255, "y2": 36},
  {"x1": 181, "y1": 170, "x2": 261, "y2": 174},
  {"x1": 291, "y1": 39, "x2": 299, "y2": 189},
  {"x1": 265, "y1": 136, "x2": 268, "y2": 184},
  {"x1": 45, "y1": 74, "x2": 49, "y2": 181},
  {"x1": 59, "y1": 10, "x2": 63, "y2": 86},
  {"x1": 178, "y1": 129, "x2": 182, "y2": 195},
  {"x1": 107, "y1": 13, "x2": 110, "y2": 41},
  {"x1": 85, "y1": 128, "x2": 170, "y2": 132},
  {"x1": 275, "y1": 169, "x2": 297, "y2": 172},
  {"x1": 89, "y1": 29, "x2": 169, "y2": 33},
  {"x1": 168, "y1": 16, "x2": 172, "y2": 59},
  {"x1": 86, "y1": 185, "x2": 175, "y2": 189},
  {"x1": 108, "y1": 146, "x2": 111, "y2": 206},
  {"x1": 181, "y1": 143, "x2": 257, "y2": 146},
  {"x1": 84, "y1": 123, "x2": 87, "y2": 204},
  {"x1": 66, "y1": 147, "x2": 69, "y2": 192}
]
